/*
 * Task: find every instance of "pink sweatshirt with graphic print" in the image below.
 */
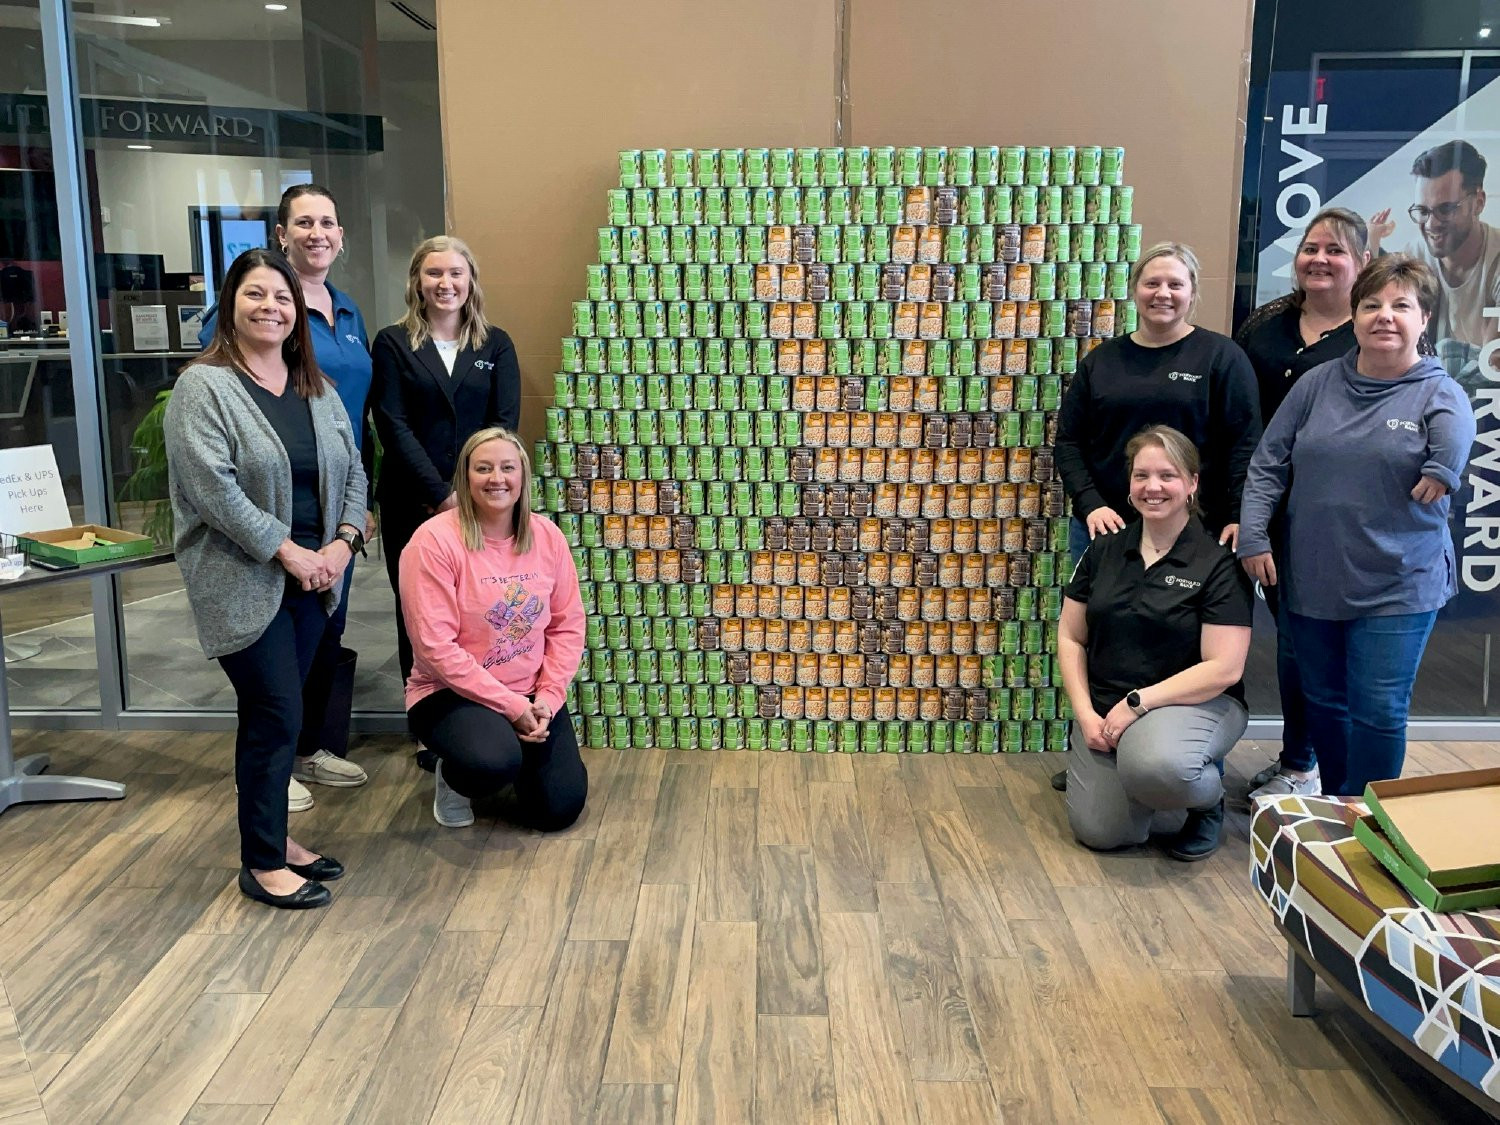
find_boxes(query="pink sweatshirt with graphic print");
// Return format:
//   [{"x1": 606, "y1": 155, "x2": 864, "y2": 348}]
[{"x1": 400, "y1": 509, "x2": 584, "y2": 720}]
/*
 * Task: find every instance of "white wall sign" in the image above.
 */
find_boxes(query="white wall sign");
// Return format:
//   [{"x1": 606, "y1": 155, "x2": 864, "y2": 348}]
[{"x1": 0, "y1": 446, "x2": 72, "y2": 535}]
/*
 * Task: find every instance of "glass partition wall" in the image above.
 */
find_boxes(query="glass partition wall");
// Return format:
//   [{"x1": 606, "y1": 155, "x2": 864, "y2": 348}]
[{"x1": 2, "y1": 0, "x2": 442, "y2": 731}]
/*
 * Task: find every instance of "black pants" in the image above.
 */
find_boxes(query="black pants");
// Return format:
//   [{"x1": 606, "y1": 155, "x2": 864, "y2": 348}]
[
  {"x1": 379, "y1": 498, "x2": 428, "y2": 686},
  {"x1": 218, "y1": 586, "x2": 328, "y2": 870},
  {"x1": 296, "y1": 561, "x2": 355, "y2": 756},
  {"x1": 408, "y1": 691, "x2": 588, "y2": 831}
]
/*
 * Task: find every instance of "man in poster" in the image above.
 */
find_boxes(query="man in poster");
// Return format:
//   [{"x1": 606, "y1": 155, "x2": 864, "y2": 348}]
[{"x1": 1370, "y1": 140, "x2": 1500, "y2": 385}]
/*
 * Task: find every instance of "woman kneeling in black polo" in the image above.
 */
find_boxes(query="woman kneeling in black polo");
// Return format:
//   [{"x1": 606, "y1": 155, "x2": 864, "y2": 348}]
[{"x1": 1060, "y1": 425, "x2": 1254, "y2": 861}]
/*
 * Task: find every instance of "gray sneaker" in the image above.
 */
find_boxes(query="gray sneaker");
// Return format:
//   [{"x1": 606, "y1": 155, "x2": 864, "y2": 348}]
[
  {"x1": 1248, "y1": 761, "x2": 1281, "y2": 790},
  {"x1": 433, "y1": 760, "x2": 474, "y2": 828},
  {"x1": 1249, "y1": 769, "x2": 1322, "y2": 803}
]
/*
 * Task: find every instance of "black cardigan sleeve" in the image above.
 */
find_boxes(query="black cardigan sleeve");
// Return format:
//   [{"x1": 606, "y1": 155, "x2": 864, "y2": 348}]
[
  {"x1": 1055, "y1": 355, "x2": 1106, "y2": 519},
  {"x1": 1210, "y1": 336, "x2": 1263, "y2": 527}
]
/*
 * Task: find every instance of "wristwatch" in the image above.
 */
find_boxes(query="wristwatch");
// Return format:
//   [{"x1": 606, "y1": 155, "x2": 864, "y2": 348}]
[
  {"x1": 335, "y1": 526, "x2": 366, "y2": 557},
  {"x1": 1126, "y1": 689, "x2": 1148, "y2": 717}
]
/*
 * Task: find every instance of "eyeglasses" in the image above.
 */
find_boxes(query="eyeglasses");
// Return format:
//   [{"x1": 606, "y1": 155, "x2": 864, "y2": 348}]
[{"x1": 1408, "y1": 194, "x2": 1478, "y2": 223}]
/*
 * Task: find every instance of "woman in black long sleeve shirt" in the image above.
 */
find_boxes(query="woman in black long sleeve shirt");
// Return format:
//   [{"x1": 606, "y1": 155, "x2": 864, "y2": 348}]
[
  {"x1": 371, "y1": 235, "x2": 521, "y2": 690},
  {"x1": 1056, "y1": 242, "x2": 1262, "y2": 557}
]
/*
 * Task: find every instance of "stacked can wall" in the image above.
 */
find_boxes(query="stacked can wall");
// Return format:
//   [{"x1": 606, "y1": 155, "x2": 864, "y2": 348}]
[{"x1": 534, "y1": 145, "x2": 1140, "y2": 753}]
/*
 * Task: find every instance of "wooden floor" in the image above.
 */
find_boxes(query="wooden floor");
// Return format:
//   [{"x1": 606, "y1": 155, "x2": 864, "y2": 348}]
[{"x1": 1, "y1": 733, "x2": 1497, "y2": 1125}]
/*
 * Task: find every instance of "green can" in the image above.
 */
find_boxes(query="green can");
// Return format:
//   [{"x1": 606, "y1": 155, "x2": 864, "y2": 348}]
[
  {"x1": 744, "y1": 226, "x2": 766, "y2": 261},
  {"x1": 931, "y1": 722, "x2": 952, "y2": 753},
  {"x1": 1101, "y1": 146, "x2": 1125, "y2": 186},
  {"x1": 845, "y1": 145, "x2": 869, "y2": 186},
  {"x1": 870, "y1": 145, "x2": 895, "y2": 186},
  {"x1": 1050, "y1": 145, "x2": 1076, "y2": 185},
  {"x1": 1114, "y1": 186, "x2": 1135, "y2": 225},
  {"x1": 949, "y1": 144, "x2": 975, "y2": 186},
  {"x1": 1043, "y1": 185, "x2": 1063, "y2": 225},
  {"x1": 1084, "y1": 261, "x2": 1107, "y2": 299},
  {"x1": 1121, "y1": 301, "x2": 1138, "y2": 333},
  {"x1": 656, "y1": 717, "x2": 677, "y2": 748},
  {"x1": 778, "y1": 186, "x2": 802, "y2": 224},
  {"x1": 804, "y1": 187, "x2": 826, "y2": 224},
  {"x1": 1024, "y1": 146, "x2": 1049, "y2": 186},
  {"x1": 974, "y1": 145, "x2": 1000, "y2": 186},
  {"x1": 744, "y1": 147, "x2": 769, "y2": 187},
  {"x1": 1077, "y1": 145, "x2": 1101, "y2": 185},
  {"x1": 944, "y1": 225, "x2": 968, "y2": 263},
  {"x1": 990, "y1": 185, "x2": 1014, "y2": 224},
  {"x1": 1099, "y1": 223, "x2": 1121, "y2": 263},
  {"x1": 1108, "y1": 262, "x2": 1131, "y2": 300},
  {"x1": 1025, "y1": 721, "x2": 1047, "y2": 753},
  {"x1": 922, "y1": 145, "x2": 947, "y2": 185}
]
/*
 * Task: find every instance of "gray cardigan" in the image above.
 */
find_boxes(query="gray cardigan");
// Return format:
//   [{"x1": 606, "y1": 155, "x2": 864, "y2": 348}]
[{"x1": 164, "y1": 362, "x2": 367, "y2": 658}]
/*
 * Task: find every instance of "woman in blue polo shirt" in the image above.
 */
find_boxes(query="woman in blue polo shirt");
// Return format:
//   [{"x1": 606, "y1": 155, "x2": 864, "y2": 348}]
[
  {"x1": 200, "y1": 184, "x2": 372, "y2": 808},
  {"x1": 1061, "y1": 425, "x2": 1254, "y2": 862}
]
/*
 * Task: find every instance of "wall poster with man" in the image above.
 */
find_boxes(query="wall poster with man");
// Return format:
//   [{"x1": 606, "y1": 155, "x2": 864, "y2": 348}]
[{"x1": 1237, "y1": 2, "x2": 1500, "y2": 649}]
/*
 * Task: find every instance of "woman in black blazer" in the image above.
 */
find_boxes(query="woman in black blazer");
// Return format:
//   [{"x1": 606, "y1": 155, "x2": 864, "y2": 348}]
[{"x1": 372, "y1": 235, "x2": 521, "y2": 690}]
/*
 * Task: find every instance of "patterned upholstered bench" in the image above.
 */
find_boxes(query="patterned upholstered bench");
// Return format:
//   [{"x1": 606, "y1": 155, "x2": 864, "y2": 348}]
[{"x1": 1249, "y1": 795, "x2": 1500, "y2": 1117}]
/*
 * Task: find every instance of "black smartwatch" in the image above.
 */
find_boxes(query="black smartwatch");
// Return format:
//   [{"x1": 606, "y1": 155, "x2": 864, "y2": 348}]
[
  {"x1": 335, "y1": 526, "x2": 366, "y2": 557},
  {"x1": 1126, "y1": 689, "x2": 1148, "y2": 717}
]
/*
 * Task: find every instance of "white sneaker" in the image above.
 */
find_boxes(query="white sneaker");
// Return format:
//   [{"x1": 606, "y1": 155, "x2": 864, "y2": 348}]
[
  {"x1": 433, "y1": 761, "x2": 474, "y2": 828},
  {"x1": 294, "y1": 749, "x2": 369, "y2": 788},
  {"x1": 289, "y1": 777, "x2": 314, "y2": 812},
  {"x1": 1249, "y1": 768, "x2": 1322, "y2": 803}
]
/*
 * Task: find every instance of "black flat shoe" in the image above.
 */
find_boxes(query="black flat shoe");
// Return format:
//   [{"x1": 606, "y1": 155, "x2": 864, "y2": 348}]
[
  {"x1": 287, "y1": 855, "x2": 344, "y2": 881},
  {"x1": 415, "y1": 748, "x2": 438, "y2": 773},
  {"x1": 238, "y1": 866, "x2": 331, "y2": 909},
  {"x1": 1050, "y1": 769, "x2": 1068, "y2": 792},
  {"x1": 1167, "y1": 799, "x2": 1225, "y2": 863}
]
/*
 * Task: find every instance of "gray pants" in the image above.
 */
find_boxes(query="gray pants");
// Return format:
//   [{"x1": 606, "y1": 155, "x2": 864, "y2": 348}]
[{"x1": 1066, "y1": 695, "x2": 1248, "y2": 851}]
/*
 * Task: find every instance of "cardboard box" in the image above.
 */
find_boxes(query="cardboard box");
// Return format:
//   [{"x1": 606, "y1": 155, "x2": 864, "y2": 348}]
[
  {"x1": 20, "y1": 524, "x2": 155, "y2": 565},
  {"x1": 1363, "y1": 769, "x2": 1500, "y2": 888},
  {"x1": 1353, "y1": 813, "x2": 1500, "y2": 912}
]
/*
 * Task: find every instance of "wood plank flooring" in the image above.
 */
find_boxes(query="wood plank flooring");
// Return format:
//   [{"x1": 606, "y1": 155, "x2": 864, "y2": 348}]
[{"x1": 0, "y1": 729, "x2": 1497, "y2": 1124}]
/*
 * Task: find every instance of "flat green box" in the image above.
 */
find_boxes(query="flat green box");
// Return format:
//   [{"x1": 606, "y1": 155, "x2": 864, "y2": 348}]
[
  {"x1": 1352, "y1": 813, "x2": 1500, "y2": 912},
  {"x1": 21, "y1": 524, "x2": 155, "y2": 565},
  {"x1": 1362, "y1": 768, "x2": 1500, "y2": 889}
]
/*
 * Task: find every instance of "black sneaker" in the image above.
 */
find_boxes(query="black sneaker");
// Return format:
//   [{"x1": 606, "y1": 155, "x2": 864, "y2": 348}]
[
  {"x1": 1167, "y1": 798, "x2": 1224, "y2": 862},
  {"x1": 1050, "y1": 769, "x2": 1067, "y2": 792}
]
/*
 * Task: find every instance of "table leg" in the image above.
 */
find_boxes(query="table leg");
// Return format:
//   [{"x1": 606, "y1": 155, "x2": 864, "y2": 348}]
[
  {"x1": 0, "y1": 605, "x2": 127, "y2": 815},
  {"x1": 1287, "y1": 943, "x2": 1318, "y2": 1017}
]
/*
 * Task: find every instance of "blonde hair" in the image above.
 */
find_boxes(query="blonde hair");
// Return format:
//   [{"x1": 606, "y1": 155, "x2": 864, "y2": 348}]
[
  {"x1": 1129, "y1": 241, "x2": 1201, "y2": 318},
  {"x1": 1125, "y1": 425, "x2": 1201, "y2": 514},
  {"x1": 401, "y1": 235, "x2": 491, "y2": 352},
  {"x1": 453, "y1": 427, "x2": 533, "y2": 553}
]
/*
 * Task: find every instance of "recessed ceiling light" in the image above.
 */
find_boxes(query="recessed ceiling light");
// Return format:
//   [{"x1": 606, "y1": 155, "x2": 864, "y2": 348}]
[
  {"x1": 266, "y1": 3, "x2": 288, "y2": 9},
  {"x1": 127, "y1": 144, "x2": 152, "y2": 150},
  {"x1": 1482, "y1": 26, "x2": 1493, "y2": 38}
]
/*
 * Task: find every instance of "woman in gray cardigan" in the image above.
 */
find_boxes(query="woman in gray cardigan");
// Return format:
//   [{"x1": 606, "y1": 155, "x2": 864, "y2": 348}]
[{"x1": 165, "y1": 248, "x2": 366, "y2": 910}]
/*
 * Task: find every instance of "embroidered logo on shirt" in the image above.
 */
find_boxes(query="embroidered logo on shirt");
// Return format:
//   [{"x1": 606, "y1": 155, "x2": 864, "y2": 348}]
[
  {"x1": 1386, "y1": 418, "x2": 1420, "y2": 433},
  {"x1": 474, "y1": 359, "x2": 495, "y2": 371},
  {"x1": 345, "y1": 333, "x2": 361, "y2": 345},
  {"x1": 481, "y1": 580, "x2": 544, "y2": 666},
  {"x1": 1163, "y1": 575, "x2": 1200, "y2": 589},
  {"x1": 1167, "y1": 371, "x2": 1202, "y2": 383}
]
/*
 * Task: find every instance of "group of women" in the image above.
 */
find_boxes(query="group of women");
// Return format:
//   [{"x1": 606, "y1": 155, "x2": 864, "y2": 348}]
[
  {"x1": 1055, "y1": 212, "x2": 1475, "y2": 861},
  {"x1": 165, "y1": 184, "x2": 584, "y2": 908},
  {"x1": 162, "y1": 182, "x2": 1477, "y2": 907}
]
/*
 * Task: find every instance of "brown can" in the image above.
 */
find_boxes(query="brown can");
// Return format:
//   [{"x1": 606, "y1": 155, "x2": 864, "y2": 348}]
[
  {"x1": 723, "y1": 620, "x2": 745, "y2": 653},
  {"x1": 875, "y1": 687, "x2": 897, "y2": 721},
  {"x1": 797, "y1": 653, "x2": 821, "y2": 687},
  {"x1": 889, "y1": 376, "x2": 915, "y2": 411},
  {"x1": 907, "y1": 262, "x2": 932, "y2": 300},
  {"x1": 828, "y1": 688, "x2": 851, "y2": 722},
  {"x1": 736, "y1": 583, "x2": 758, "y2": 617},
  {"x1": 660, "y1": 548, "x2": 683, "y2": 583},
  {"x1": 658, "y1": 480, "x2": 681, "y2": 514},
  {"x1": 936, "y1": 654, "x2": 959, "y2": 688},
  {"x1": 862, "y1": 448, "x2": 887, "y2": 482},
  {"x1": 912, "y1": 656, "x2": 936, "y2": 688},
  {"x1": 985, "y1": 448, "x2": 1009, "y2": 483},
  {"x1": 1019, "y1": 482, "x2": 1042, "y2": 518},
  {"x1": 1009, "y1": 447, "x2": 1033, "y2": 483},
  {"x1": 897, "y1": 588, "x2": 921, "y2": 621},
  {"x1": 1004, "y1": 339, "x2": 1029, "y2": 374},
  {"x1": 818, "y1": 655, "x2": 841, "y2": 688},
  {"x1": 777, "y1": 339, "x2": 801, "y2": 374},
  {"x1": 946, "y1": 588, "x2": 970, "y2": 622},
  {"x1": 867, "y1": 552, "x2": 890, "y2": 586},
  {"x1": 781, "y1": 686, "x2": 804, "y2": 719},
  {"x1": 751, "y1": 654, "x2": 774, "y2": 686},
  {"x1": 952, "y1": 621, "x2": 975, "y2": 653},
  {"x1": 920, "y1": 589, "x2": 946, "y2": 623},
  {"x1": 727, "y1": 652, "x2": 750, "y2": 684},
  {"x1": 1094, "y1": 299, "x2": 1116, "y2": 337},
  {"x1": 963, "y1": 553, "x2": 986, "y2": 588},
  {"x1": 766, "y1": 618, "x2": 788, "y2": 650},
  {"x1": 625, "y1": 515, "x2": 649, "y2": 550},
  {"x1": 976, "y1": 621, "x2": 998, "y2": 653},
  {"x1": 803, "y1": 338, "x2": 826, "y2": 372},
  {"x1": 744, "y1": 618, "x2": 766, "y2": 651}
]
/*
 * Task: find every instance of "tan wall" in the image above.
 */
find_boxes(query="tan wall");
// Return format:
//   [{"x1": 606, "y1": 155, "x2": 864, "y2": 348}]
[
  {"x1": 438, "y1": 0, "x2": 1252, "y2": 443},
  {"x1": 846, "y1": 0, "x2": 1255, "y2": 336}
]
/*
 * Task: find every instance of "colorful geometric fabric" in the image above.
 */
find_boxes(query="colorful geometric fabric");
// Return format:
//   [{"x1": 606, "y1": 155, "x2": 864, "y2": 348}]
[{"x1": 1249, "y1": 795, "x2": 1500, "y2": 1102}]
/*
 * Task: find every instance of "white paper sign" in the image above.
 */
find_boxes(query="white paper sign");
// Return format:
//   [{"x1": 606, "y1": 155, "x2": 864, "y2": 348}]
[
  {"x1": 130, "y1": 304, "x2": 170, "y2": 351},
  {"x1": 0, "y1": 445, "x2": 72, "y2": 534},
  {"x1": 177, "y1": 305, "x2": 206, "y2": 351}
]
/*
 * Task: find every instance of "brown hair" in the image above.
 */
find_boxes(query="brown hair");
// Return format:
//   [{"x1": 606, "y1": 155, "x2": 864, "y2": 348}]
[
  {"x1": 1128, "y1": 242, "x2": 1201, "y2": 317},
  {"x1": 1125, "y1": 425, "x2": 1200, "y2": 514},
  {"x1": 1290, "y1": 207, "x2": 1369, "y2": 309},
  {"x1": 194, "y1": 248, "x2": 325, "y2": 398},
  {"x1": 277, "y1": 183, "x2": 338, "y2": 231},
  {"x1": 1349, "y1": 254, "x2": 1440, "y2": 318},
  {"x1": 401, "y1": 235, "x2": 492, "y2": 353},
  {"x1": 453, "y1": 426, "x2": 532, "y2": 553}
]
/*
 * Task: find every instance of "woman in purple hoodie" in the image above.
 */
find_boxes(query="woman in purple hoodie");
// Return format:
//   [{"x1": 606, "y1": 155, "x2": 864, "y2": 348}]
[{"x1": 1238, "y1": 255, "x2": 1476, "y2": 797}]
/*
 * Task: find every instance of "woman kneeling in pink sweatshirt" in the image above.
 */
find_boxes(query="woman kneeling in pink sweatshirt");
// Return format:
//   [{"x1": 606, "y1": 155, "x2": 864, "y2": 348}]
[{"x1": 399, "y1": 427, "x2": 587, "y2": 829}]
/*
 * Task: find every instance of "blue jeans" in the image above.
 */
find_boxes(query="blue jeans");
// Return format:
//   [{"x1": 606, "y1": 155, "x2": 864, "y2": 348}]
[
  {"x1": 1262, "y1": 583, "x2": 1315, "y2": 773},
  {"x1": 1285, "y1": 609, "x2": 1438, "y2": 797}
]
